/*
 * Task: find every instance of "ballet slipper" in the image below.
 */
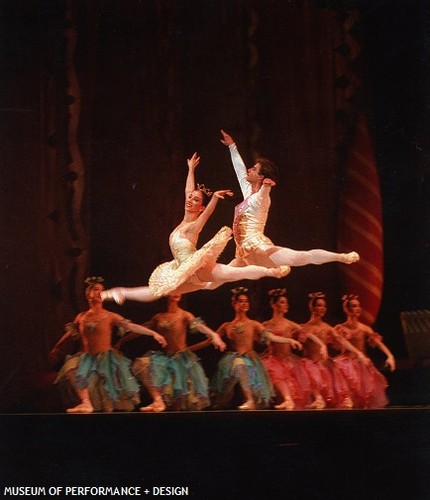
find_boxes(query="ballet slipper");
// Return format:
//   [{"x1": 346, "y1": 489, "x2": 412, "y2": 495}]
[
  {"x1": 339, "y1": 397, "x2": 354, "y2": 409},
  {"x1": 272, "y1": 265, "x2": 291, "y2": 279},
  {"x1": 274, "y1": 397, "x2": 295, "y2": 410},
  {"x1": 66, "y1": 402, "x2": 94, "y2": 414},
  {"x1": 306, "y1": 395, "x2": 326, "y2": 409},
  {"x1": 279, "y1": 265, "x2": 291, "y2": 277},
  {"x1": 343, "y1": 252, "x2": 360, "y2": 264},
  {"x1": 100, "y1": 288, "x2": 125, "y2": 305},
  {"x1": 238, "y1": 400, "x2": 255, "y2": 411},
  {"x1": 139, "y1": 399, "x2": 166, "y2": 413}
]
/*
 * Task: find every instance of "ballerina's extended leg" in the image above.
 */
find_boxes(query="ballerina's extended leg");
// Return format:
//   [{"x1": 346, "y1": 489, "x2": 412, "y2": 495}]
[{"x1": 101, "y1": 286, "x2": 158, "y2": 304}]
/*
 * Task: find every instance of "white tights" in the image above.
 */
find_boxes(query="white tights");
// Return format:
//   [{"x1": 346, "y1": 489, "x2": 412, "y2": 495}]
[
  {"x1": 257, "y1": 246, "x2": 353, "y2": 267},
  {"x1": 103, "y1": 262, "x2": 282, "y2": 303}
]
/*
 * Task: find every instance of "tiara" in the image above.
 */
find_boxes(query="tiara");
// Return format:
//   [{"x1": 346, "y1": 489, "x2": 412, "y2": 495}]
[
  {"x1": 84, "y1": 276, "x2": 105, "y2": 286},
  {"x1": 230, "y1": 286, "x2": 248, "y2": 295},
  {"x1": 308, "y1": 292, "x2": 326, "y2": 300},
  {"x1": 197, "y1": 183, "x2": 213, "y2": 197}
]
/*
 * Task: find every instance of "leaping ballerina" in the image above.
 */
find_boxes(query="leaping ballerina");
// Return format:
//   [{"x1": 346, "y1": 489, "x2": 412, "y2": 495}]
[{"x1": 102, "y1": 153, "x2": 290, "y2": 305}]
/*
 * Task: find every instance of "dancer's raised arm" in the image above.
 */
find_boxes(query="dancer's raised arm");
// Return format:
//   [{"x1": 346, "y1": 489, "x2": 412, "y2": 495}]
[{"x1": 185, "y1": 152, "x2": 200, "y2": 196}]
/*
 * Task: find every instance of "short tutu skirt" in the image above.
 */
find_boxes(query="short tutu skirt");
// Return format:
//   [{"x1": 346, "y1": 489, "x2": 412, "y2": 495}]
[{"x1": 149, "y1": 226, "x2": 232, "y2": 296}]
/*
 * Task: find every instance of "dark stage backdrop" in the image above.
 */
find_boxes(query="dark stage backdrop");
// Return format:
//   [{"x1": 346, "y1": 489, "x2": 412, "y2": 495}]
[{"x1": 0, "y1": 0, "x2": 429, "y2": 411}]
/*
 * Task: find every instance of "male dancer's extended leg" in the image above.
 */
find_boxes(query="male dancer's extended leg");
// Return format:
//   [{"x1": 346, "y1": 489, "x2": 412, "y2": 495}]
[
  {"x1": 255, "y1": 245, "x2": 359, "y2": 267},
  {"x1": 199, "y1": 262, "x2": 290, "y2": 291}
]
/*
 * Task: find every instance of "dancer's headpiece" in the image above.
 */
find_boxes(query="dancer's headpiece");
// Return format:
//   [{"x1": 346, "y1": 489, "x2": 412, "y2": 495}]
[
  {"x1": 230, "y1": 286, "x2": 248, "y2": 298},
  {"x1": 341, "y1": 294, "x2": 359, "y2": 308},
  {"x1": 84, "y1": 276, "x2": 105, "y2": 286},
  {"x1": 268, "y1": 288, "x2": 287, "y2": 303},
  {"x1": 197, "y1": 183, "x2": 213, "y2": 197}
]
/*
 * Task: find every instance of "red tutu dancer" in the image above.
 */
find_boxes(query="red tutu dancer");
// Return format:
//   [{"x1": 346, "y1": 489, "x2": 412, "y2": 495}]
[
  {"x1": 333, "y1": 295, "x2": 396, "y2": 409},
  {"x1": 260, "y1": 288, "x2": 311, "y2": 410}
]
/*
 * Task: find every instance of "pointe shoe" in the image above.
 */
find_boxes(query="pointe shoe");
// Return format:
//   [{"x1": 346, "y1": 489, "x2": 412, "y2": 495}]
[
  {"x1": 274, "y1": 397, "x2": 295, "y2": 410},
  {"x1": 101, "y1": 288, "x2": 125, "y2": 305},
  {"x1": 272, "y1": 265, "x2": 291, "y2": 278},
  {"x1": 139, "y1": 400, "x2": 166, "y2": 413},
  {"x1": 343, "y1": 252, "x2": 360, "y2": 264},
  {"x1": 66, "y1": 402, "x2": 94, "y2": 414},
  {"x1": 306, "y1": 396, "x2": 326, "y2": 410},
  {"x1": 279, "y1": 265, "x2": 291, "y2": 277},
  {"x1": 339, "y1": 397, "x2": 353, "y2": 409},
  {"x1": 238, "y1": 400, "x2": 256, "y2": 411}
]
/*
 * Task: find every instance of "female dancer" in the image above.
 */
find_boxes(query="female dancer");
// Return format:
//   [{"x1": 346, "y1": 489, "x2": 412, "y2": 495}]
[
  {"x1": 50, "y1": 277, "x2": 166, "y2": 413},
  {"x1": 333, "y1": 294, "x2": 395, "y2": 408},
  {"x1": 260, "y1": 288, "x2": 311, "y2": 410},
  {"x1": 102, "y1": 153, "x2": 290, "y2": 304},
  {"x1": 218, "y1": 129, "x2": 360, "y2": 269},
  {"x1": 210, "y1": 287, "x2": 296, "y2": 410},
  {"x1": 300, "y1": 292, "x2": 369, "y2": 409},
  {"x1": 126, "y1": 293, "x2": 226, "y2": 412}
]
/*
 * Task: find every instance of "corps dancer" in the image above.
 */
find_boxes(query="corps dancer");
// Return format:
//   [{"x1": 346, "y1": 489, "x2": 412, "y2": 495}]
[
  {"x1": 300, "y1": 292, "x2": 369, "y2": 409},
  {"x1": 49, "y1": 277, "x2": 166, "y2": 413},
  {"x1": 333, "y1": 294, "x2": 395, "y2": 408},
  {"x1": 261, "y1": 288, "x2": 311, "y2": 410},
  {"x1": 210, "y1": 287, "x2": 297, "y2": 410},
  {"x1": 217, "y1": 129, "x2": 360, "y2": 269},
  {"x1": 124, "y1": 293, "x2": 226, "y2": 412},
  {"x1": 102, "y1": 153, "x2": 290, "y2": 305}
]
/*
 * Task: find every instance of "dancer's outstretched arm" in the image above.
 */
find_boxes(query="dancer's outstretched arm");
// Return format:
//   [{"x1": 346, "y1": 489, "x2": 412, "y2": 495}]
[
  {"x1": 263, "y1": 330, "x2": 303, "y2": 350},
  {"x1": 191, "y1": 321, "x2": 226, "y2": 351},
  {"x1": 191, "y1": 189, "x2": 233, "y2": 236},
  {"x1": 372, "y1": 336, "x2": 396, "y2": 371},
  {"x1": 120, "y1": 320, "x2": 167, "y2": 348},
  {"x1": 220, "y1": 129, "x2": 251, "y2": 198}
]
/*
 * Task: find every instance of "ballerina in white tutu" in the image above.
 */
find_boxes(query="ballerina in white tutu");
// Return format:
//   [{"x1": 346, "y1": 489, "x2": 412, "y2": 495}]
[{"x1": 102, "y1": 153, "x2": 290, "y2": 305}]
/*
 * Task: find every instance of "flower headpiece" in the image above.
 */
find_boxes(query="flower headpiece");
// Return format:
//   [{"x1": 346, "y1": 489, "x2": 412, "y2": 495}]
[
  {"x1": 197, "y1": 183, "x2": 213, "y2": 197},
  {"x1": 308, "y1": 291, "x2": 326, "y2": 308},
  {"x1": 268, "y1": 288, "x2": 286, "y2": 302},
  {"x1": 84, "y1": 276, "x2": 105, "y2": 286},
  {"x1": 230, "y1": 286, "x2": 248, "y2": 296},
  {"x1": 342, "y1": 294, "x2": 359, "y2": 307}
]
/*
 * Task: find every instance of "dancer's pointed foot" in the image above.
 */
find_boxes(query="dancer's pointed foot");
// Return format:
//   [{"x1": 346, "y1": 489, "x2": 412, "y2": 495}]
[
  {"x1": 238, "y1": 400, "x2": 255, "y2": 411},
  {"x1": 139, "y1": 399, "x2": 166, "y2": 413},
  {"x1": 343, "y1": 251, "x2": 360, "y2": 264},
  {"x1": 271, "y1": 265, "x2": 291, "y2": 279},
  {"x1": 274, "y1": 397, "x2": 295, "y2": 410},
  {"x1": 101, "y1": 287, "x2": 125, "y2": 305},
  {"x1": 279, "y1": 265, "x2": 291, "y2": 277},
  {"x1": 66, "y1": 401, "x2": 94, "y2": 414}
]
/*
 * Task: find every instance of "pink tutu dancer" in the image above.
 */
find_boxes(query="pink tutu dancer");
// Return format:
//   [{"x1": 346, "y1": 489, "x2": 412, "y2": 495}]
[
  {"x1": 261, "y1": 288, "x2": 311, "y2": 410},
  {"x1": 333, "y1": 295, "x2": 396, "y2": 409},
  {"x1": 299, "y1": 292, "x2": 372, "y2": 409}
]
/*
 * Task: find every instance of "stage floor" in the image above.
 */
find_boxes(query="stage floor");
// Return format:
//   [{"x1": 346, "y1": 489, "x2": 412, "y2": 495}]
[{"x1": 2, "y1": 406, "x2": 430, "y2": 499}]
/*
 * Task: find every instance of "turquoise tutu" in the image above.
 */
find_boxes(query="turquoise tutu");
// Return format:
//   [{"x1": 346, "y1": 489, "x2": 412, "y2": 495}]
[
  {"x1": 132, "y1": 349, "x2": 210, "y2": 410},
  {"x1": 211, "y1": 351, "x2": 274, "y2": 407}
]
